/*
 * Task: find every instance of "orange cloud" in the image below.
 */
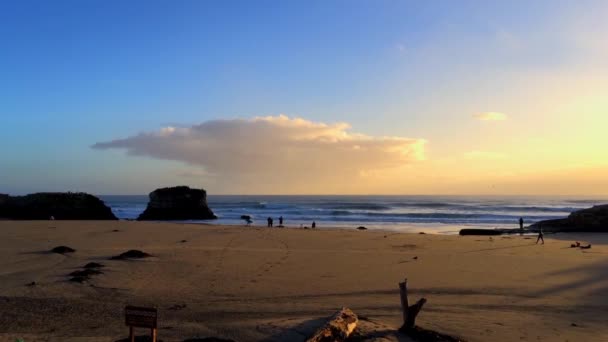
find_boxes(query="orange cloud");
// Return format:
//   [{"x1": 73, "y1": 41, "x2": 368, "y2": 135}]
[{"x1": 92, "y1": 115, "x2": 426, "y2": 192}]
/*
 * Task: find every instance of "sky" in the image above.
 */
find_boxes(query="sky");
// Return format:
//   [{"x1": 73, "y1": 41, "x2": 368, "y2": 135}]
[{"x1": 1, "y1": 0, "x2": 607, "y2": 195}]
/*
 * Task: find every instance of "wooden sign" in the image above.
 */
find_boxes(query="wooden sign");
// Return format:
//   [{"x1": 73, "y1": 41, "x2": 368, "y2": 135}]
[{"x1": 125, "y1": 306, "x2": 158, "y2": 342}]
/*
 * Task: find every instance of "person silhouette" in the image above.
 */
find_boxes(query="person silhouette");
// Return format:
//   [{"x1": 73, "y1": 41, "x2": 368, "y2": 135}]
[
  {"x1": 312, "y1": 221, "x2": 316, "y2": 229},
  {"x1": 267, "y1": 217, "x2": 272, "y2": 228},
  {"x1": 519, "y1": 217, "x2": 524, "y2": 230},
  {"x1": 279, "y1": 216, "x2": 283, "y2": 226},
  {"x1": 536, "y1": 224, "x2": 544, "y2": 245}
]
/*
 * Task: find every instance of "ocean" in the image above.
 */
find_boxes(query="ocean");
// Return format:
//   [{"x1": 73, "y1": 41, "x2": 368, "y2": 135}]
[{"x1": 99, "y1": 195, "x2": 607, "y2": 234}]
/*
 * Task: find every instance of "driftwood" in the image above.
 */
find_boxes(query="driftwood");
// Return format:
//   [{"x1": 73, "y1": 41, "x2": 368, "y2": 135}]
[
  {"x1": 306, "y1": 307, "x2": 358, "y2": 342},
  {"x1": 399, "y1": 279, "x2": 427, "y2": 331}
]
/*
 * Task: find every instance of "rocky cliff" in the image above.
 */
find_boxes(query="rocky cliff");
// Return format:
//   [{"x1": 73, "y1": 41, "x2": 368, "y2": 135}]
[
  {"x1": 0, "y1": 192, "x2": 117, "y2": 220},
  {"x1": 137, "y1": 186, "x2": 217, "y2": 221},
  {"x1": 531, "y1": 204, "x2": 608, "y2": 232}
]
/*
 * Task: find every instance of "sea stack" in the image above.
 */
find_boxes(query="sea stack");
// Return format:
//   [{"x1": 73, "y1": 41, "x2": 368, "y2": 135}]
[
  {"x1": 137, "y1": 186, "x2": 217, "y2": 221},
  {"x1": 0, "y1": 192, "x2": 117, "y2": 220},
  {"x1": 530, "y1": 204, "x2": 608, "y2": 232}
]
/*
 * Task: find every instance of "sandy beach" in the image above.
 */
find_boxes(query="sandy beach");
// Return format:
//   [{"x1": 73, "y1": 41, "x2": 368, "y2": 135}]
[{"x1": 1, "y1": 221, "x2": 607, "y2": 341}]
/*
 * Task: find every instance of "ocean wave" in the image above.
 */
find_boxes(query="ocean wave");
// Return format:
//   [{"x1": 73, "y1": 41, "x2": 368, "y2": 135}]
[
  {"x1": 565, "y1": 199, "x2": 607, "y2": 204},
  {"x1": 393, "y1": 202, "x2": 461, "y2": 208},
  {"x1": 475, "y1": 205, "x2": 578, "y2": 213},
  {"x1": 319, "y1": 203, "x2": 392, "y2": 211},
  {"x1": 103, "y1": 195, "x2": 596, "y2": 226}
]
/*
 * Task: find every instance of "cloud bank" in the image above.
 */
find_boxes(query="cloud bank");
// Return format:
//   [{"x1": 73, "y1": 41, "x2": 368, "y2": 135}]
[
  {"x1": 473, "y1": 112, "x2": 507, "y2": 121},
  {"x1": 92, "y1": 115, "x2": 426, "y2": 192}
]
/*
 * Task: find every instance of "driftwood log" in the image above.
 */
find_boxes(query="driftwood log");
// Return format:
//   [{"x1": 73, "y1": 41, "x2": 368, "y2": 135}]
[
  {"x1": 399, "y1": 279, "x2": 427, "y2": 331},
  {"x1": 306, "y1": 307, "x2": 358, "y2": 342}
]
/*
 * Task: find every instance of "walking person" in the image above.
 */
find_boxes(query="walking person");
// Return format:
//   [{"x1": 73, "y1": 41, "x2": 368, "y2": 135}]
[
  {"x1": 536, "y1": 224, "x2": 544, "y2": 245},
  {"x1": 267, "y1": 217, "x2": 272, "y2": 228},
  {"x1": 312, "y1": 221, "x2": 316, "y2": 229},
  {"x1": 279, "y1": 216, "x2": 283, "y2": 226}
]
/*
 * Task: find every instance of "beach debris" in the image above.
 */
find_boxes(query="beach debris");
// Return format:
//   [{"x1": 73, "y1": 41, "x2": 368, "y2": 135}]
[
  {"x1": 26, "y1": 281, "x2": 37, "y2": 287},
  {"x1": 69, "y1": 275, "x2": 89, "y2": 283},
  {"x1": 398, "y1": 279, "x2": 427, "y2": 331},
  {"x1": 569, "y1": 242, "x2": 592, "y2": 249},
  {"x1": 413, "y1": 256, "x2": 418, "y2": 260},
  {"x1": 84, "y1": 262, "x2": 104, "y2": 269},
  {"x1": 112, "y1": 229, "x2": 120, "y2": 232},
  {"x1": 68, "y1": 266, "x2": 103, "y2": 283},
  {"x1": 419, "y1": 232, "x2": 426, "y2": 234},
  {"x1": 459, "y1": 229, "x2": 503, "y2": 236},
  {"x1": 50, "y1": 245, "x2": 76, "y2": 254},
  {"x1": 69, "y1": 269, "x2": 103, "y2": 277},
  {"x1": 180, "y1": 239, "x2": 188, "y2": 243},
  {"x1": 357, "y1": 226, "x2": 367, "y2": 230},
  {"x1": 111, "y1": 250, "x2": 151, "y2": 260},
  {"x1": 571, "y1": 323, "x2": 579, "y2": 327},
  {"x1": 306, "y1": 307, "x2": 358, "y2": 342}
]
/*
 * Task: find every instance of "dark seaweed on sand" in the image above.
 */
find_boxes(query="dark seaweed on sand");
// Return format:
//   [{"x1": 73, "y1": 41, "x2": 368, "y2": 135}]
[
  {"x1": 110, "y1": 249, "x2": 151, "y2": 260},
  {"x1": 69, "y1": 269, "x2": 103, "y2": 277},
  {"x1": 51, "y1": 246, "x2": 76, "y2": 254}
]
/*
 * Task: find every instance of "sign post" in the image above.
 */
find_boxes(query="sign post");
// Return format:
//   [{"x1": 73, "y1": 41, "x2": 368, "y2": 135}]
[{"x1": 125, "y1": 305, "x2": 158, "y2": 342}]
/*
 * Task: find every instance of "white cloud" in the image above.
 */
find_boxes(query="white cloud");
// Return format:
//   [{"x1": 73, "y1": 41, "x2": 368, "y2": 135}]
[
  {"x1": 473, "y1": 112, "x2": 508, "y2": 121},
  {"x1": 92, "y1": 115, "x2": 426, "y2": 192}
]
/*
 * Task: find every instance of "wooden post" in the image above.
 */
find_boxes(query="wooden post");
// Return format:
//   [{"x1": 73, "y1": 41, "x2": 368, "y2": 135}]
[
  {"x1": 398, "y1": 278, "x2": 427, "y2": 331},
  {"x1": 129, "y1": 326, "x2": 134, "y2": 342},
  {"x1": 398, "y1": 278, "x2": 409, "y2": 325},
  {"x1": 151, "y1": 328, "x2": 157, "y2": 342}
]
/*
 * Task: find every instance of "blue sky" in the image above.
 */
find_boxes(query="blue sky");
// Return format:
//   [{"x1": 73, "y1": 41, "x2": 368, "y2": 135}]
[{"x1": 1, "y1": 1, "x2": 607, "y2": 195}]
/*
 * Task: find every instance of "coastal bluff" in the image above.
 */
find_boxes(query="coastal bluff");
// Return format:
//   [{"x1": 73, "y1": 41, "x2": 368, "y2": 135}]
[
  {"x1": 531, "y1": 204, "x2": 608, "y2": 232},
  {"x1": 0, "y1": 192, "x2": 117, "y2": 220},
  {"x1": 137, "y1": 186, "x2": 217, "y2": 221}
]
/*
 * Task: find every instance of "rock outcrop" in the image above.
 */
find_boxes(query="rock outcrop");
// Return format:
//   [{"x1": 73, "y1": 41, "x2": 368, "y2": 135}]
[
  {"x1": 137, "y1": 186, "x2": 217, "y2": 221},
  {"x1": 531, "y1": 204, "x2": 608, "y2": 232},
  {"x1": 0, "y1": 192, "x2": 117, "y2": 220}
]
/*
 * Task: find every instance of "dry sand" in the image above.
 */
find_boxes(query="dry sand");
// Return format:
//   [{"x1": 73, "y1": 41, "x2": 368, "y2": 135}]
[{"x1": 0, "y1": 221, "x2": 607, "y2": 341}]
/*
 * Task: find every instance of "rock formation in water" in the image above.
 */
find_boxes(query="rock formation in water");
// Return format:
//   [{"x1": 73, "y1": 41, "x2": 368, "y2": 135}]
[
  {"x1": 137, "y1": 186, "x2": 217, "y2": 221},
  {"x1": 0, "y1": 192, "x2": 117, "y2": 220},
  {"x1": 531, "y1": 204, "x2": 608, "y2": 232}
]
